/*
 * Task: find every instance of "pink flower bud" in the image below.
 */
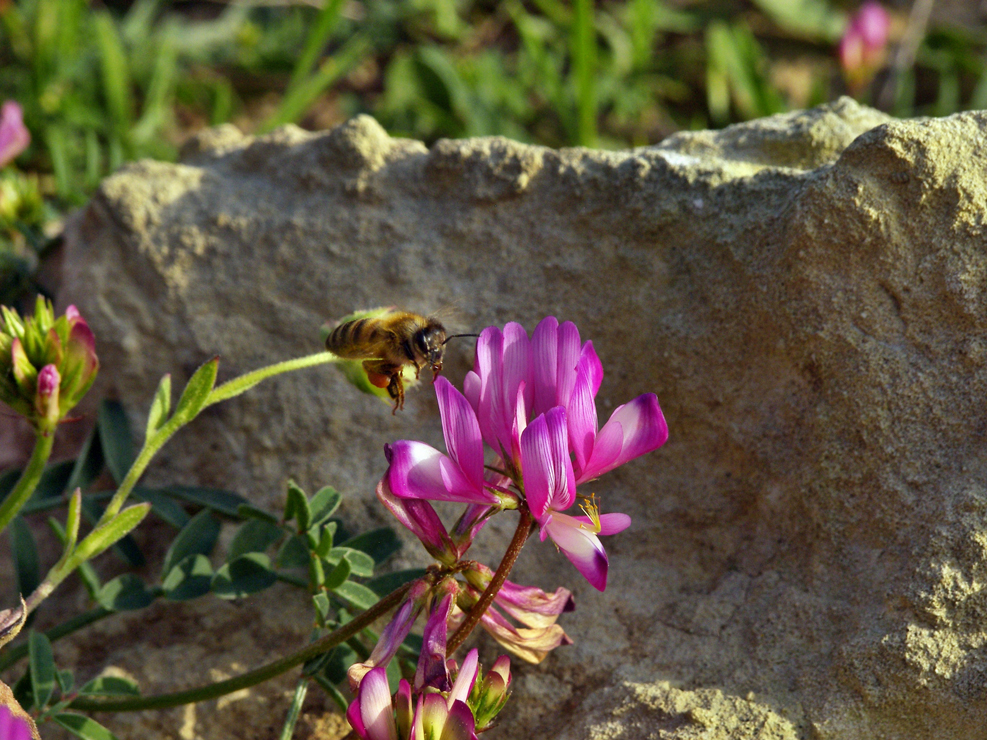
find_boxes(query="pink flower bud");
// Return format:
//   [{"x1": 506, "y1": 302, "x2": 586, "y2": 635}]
[
  {"x1": 0, "y1": 101, "x2": 30, "y2": 168},
  {"x1": 35, "y1": 363, "x2": 61, "y2": 432}
]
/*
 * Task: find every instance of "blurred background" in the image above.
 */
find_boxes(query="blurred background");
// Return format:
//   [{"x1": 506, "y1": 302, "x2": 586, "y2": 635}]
[{"x1": 0, "y1": 0, "x2": 983, "y2": 306}]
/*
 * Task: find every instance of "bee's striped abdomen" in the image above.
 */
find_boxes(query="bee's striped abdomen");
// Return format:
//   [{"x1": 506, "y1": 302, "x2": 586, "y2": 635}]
[{"x1": 326, "y1": 318, "x2": 384, "y2": 359}]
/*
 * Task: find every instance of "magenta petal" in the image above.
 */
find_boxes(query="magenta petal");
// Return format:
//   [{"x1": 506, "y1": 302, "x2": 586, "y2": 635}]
[
  {"x1": 596, "y1": 512, "x2": 631, "y2": 535},
  {"x1": 577, "y1": 394, "x2": 668, "y2": 483},
  {"x1": 543, "y1": 513, "x2": 609, "y2": 591},
  {"x1": 566, "y1": 368, "x2": 597, "y2": 475},
  {"x1": 376, "y1": 476, "x2": 453, "y2": 561},
  {"x1": 447, "y1": 649, "x2": 479, "y2": 707},
  {"x1": 554, "y1": 321, "x2": 581, "y2": 408},
  {"x1": 0, "y1": 706, "x2": 33, "y2": 740},
  {"x1": 435, "y1": 377, "x2": 485, "y2": 491},
  {"x1": 579, "y1": 341, "x2": 603, "y2": 397},
  {"x1": 501, "y1": 322, "x2": 531, "y2": 419},
  {"x1": 358, "y1": 667, "x2": 398, "y2": 740},
  {"x1": 442, "y1": 700, "x2": 479, "y2": 740},
  {"x1": 388, "y1": 441, "x2": 496, "y2": 505},
  {"x1": 530, "y1": 316, "x2": 558, "y2": 417},
  {"x1": 416, "y1": 592, "x2": 454, "y2": 691},
  {"x1": 519, "y1": 408, "x2": 575, "y2": 519}
]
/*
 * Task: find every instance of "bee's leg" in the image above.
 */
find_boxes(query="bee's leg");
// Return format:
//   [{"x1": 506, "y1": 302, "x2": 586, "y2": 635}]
[{"x1": 387, "y1": 374, "x2": 405, "y2": 414}]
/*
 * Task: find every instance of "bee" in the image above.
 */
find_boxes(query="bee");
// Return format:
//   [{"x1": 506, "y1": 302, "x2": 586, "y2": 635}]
[{"x1": 325, "y1": 309, "x2": 474, "y2": 412}]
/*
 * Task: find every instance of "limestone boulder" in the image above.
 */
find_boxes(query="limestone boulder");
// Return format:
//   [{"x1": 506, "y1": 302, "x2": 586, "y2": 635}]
[{"x1": 35, "y1": 98, "x2": 987, "y2": 738}]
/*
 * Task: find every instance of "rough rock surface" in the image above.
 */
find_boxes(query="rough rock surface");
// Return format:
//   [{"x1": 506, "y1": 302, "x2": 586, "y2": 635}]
[{"x1": 15, "y1": 97, "x2": 987, "y2": 738}]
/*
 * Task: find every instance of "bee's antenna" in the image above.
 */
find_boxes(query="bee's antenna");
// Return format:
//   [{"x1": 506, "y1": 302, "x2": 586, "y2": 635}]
[{"x1": 442, "y1": 333, "x2": 479, "y2": 346}]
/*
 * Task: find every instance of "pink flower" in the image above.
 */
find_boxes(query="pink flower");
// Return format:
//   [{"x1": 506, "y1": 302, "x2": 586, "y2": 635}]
[
  {"x1": 839, "y1": 2, "x2": 890, "y2": 91},
  {"x1": 520, "y1": 407, "x2": 632, "y2": 591},
  {"x1": 462, "y1": 317, "x2": 602, "y2": 467},
  {"x1": 0, "y1": 101, "x2": 30, "y2": 168}
]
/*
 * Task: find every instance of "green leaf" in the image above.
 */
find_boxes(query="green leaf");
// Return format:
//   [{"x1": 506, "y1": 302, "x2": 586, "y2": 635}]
[
  {"x1": 312, "y1": 522, "x2": 336, "y2": 558},
  {"x1": 327, "y1": 547, "x2": 373, "y2": 578},
  {"x1": 321, "y1": 643, "x2": 359, "y2": 685},
  {"x1": 146, "y1": 374, "x2": 172, "y2": 436},
  {"x1": 322, "y1": 556, "x2": 351, "y2": 591},
  {"x1": 29, "y1": 629, "x2": 56, "y2": 709},
  {"x1": 57, "y1": 668, "x2": 74, "y2": 694},
  {"x1": 312, "y1": 592, "x2": 331, "y2": 624},
  {"x1": 65, "y1": 422, "x2": 105, "y2": 494},
  {"x1": 212, "y1": 553, "x2": 278, "y2": 599},
  {"x1": 161, "y1": 509, "x2": 220, "y2": 577},
  {"x1": 285, "y1": 480, "x2": 310, "y2": 531},
  {"x1": 332, "y1": 581, "x2": 379, "y2": 610},
  {"x1": 72, "y1": 503, "x2": 150, "y2": 565},
  {"x1": 163, "y1": 486, "x2": 247, "y2": 517},
  {"x1": 97, "y1": 574, "x2": 158, "y2": 611},
  {"x1": 9, "y1": 516, "x2": 40, "y2": 597},
  {"x1": 309, "y1": 486, "x2": 341, "y2": 526},
  {"x1": 277, "y1": 535, "x2": 310, "y2": 569},
  {"x1": 169, "y1": 357, "x2": 219, "y2": 427},
  {"x1": 81, "y1": 497, "x2": 145, "y2": 567},
  {"x1": 236, "y1": 504, "x2": 279, "y2": 524},
  {"x1": 131, "y1": 487, "x2": 190, "y2": 529},
  {"x1": 98, "y1": 400, "x2": 135, "y2": 486},
  {"x1": 308, "y1": 554, "x2": 325, "y2": 588},
  {"x1": 229, "y1": 519, "x2": 283, "y2": 561},
  {"x1": 52, "y1": 712, "x2": 120, "y2": 740},
  {"x1": 161, "y1": 554, "x2": 213, "y2": 601},
  {"x1": 77, "y1": 561, "x2": 102, "y2": 599},
  {"x1": 338, "y1": 528, "x2": 401, "y2": 566},
  {"x1": 78, "y1": 675, "x2": 141, "y2": 697},
  {"x1": 366, "y1": 568, "x2": 428, "y2": 597}
]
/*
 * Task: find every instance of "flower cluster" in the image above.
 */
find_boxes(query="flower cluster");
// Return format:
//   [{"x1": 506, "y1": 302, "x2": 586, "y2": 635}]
[
  {"x1": 346, "y1": 317, "x2": 667, "y2": 737},
  {"x1": 839, "y1": 1, "x2": 891, "y2": 94},
  {"x1": 348, "y1": 591, "x2": 512, "y2": 740},
  {"x1": 386, "y1": 317, "x2": 667, "y2": 591},
  {"x1": 0, "y1": 298, "x2": 99, "y2": 435}
]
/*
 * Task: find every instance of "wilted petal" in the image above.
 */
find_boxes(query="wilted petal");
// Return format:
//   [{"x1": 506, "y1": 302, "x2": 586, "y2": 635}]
[
  {"x1": 348, "y1": 581, "x2": 428, "y2": 692},
  {"x1": 519, "y1": 408, "x2": 575, "y2": 519},
  {"x1": 479, "y1": 604, "x2": 573, "y2": 664},
  {"x1": 576, "y1": 394, "x2": 668, "y2": 484},
  {"x1": 543, "y1": 512, "x2": 609, "y2": 592}
]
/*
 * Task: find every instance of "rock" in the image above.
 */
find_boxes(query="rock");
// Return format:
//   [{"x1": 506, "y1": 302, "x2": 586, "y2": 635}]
[{"x1": 39, "y1": 97, "x2": 987, "y2": 738}]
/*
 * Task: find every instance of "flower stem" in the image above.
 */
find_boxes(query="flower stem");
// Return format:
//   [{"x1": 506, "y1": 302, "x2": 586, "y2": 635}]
[
  {"x1": 447, "y1": 507, "x2": 534, "y2": 655},
  {"x1": 67, "y1": 581, "x2": 415, "y2": 713},
  {"x1": 0, "y1": 431, "x2": 54, "y2": 536},
  {"x1": 204, "y1": 351, "x2": 339, "y2": 408}
]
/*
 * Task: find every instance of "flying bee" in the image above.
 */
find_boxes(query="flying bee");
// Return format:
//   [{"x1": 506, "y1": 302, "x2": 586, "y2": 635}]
[{"x1": 325, "y1": 308, "x2": 475, "y2": 412}]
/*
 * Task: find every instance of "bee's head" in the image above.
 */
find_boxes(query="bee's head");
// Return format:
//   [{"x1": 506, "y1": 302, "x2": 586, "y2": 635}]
[{"x1": 414, "y1": 321, "x2": 447, "y2": 375}]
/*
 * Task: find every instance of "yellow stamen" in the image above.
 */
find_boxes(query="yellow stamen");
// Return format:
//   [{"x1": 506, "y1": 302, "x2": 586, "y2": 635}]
[{"x1": 578, "y1": 493, "x2": 602, "y2": 533}]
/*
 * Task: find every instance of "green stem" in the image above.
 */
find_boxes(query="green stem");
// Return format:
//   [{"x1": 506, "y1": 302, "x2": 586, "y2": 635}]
[
  {"x1": 205, "y1": 351, "x2": 338, "y2": 409},
  {"x1": 0, "y1": 431, "x2": 55, "y2": 535},
  {"x1": 68, "y1": 580, "x2": 415, "y2": 713},
  {"x1": 102, "y1": 352, "x2": 338, "y2": 522},
  {"x1": 447, "y1": 507, "x2": 534, "y2": 655}
]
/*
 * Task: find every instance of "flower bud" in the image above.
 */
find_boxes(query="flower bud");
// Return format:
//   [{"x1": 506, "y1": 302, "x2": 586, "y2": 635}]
[
  {"x1": 0, "y1": 300, "x2": 99, "y2": 434},
  {"x1": 469, "y1": 655, "x2": 512, "y2": 731},
  {"x1": 34, "y1": 364, "x2": 60, "y2": 433}
]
